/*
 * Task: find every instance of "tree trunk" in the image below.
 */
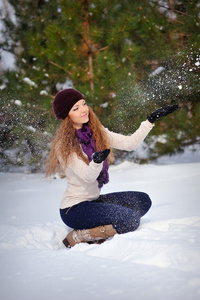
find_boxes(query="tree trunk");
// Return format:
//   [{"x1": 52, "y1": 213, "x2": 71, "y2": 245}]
[{"x1": 88, "y1": 51, "x2": 94, "y2": 91}]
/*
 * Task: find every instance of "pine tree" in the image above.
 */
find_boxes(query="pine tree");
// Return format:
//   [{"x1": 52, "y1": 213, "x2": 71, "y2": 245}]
[
  {"x1": 1, "y1": 0, "x2": 180, "y2": 108},
  {"x1": 1, "y1": 0, "x2": 200, "y2": 171}
]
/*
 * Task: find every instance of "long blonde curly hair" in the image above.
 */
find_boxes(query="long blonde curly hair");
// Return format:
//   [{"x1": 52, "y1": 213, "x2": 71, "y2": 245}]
[{"x1": 45, "y1": 107, "x2": 113, "y2": 177}]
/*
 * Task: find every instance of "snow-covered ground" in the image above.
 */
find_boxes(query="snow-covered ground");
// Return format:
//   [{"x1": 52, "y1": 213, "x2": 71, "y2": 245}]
[{"x1": 0, "y1": 160, "x2": 200, "y2": 300}]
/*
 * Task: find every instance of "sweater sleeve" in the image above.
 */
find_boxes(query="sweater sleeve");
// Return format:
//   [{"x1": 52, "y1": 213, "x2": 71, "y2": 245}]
[
  {"x1": 57, "y1": 149, "x2": 103, "y2": 184},
  {"x1": 104, "y1": 120, "x2": 154, "y2": 151},
  {"x1": 69, "y1": 154, "x2": 103, "y2": 183}
]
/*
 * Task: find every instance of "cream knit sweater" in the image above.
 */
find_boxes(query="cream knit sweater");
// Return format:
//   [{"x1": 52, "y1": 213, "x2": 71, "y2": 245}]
[{"x1": 58, "y1": 120, "x2": 154, "y2": 209}]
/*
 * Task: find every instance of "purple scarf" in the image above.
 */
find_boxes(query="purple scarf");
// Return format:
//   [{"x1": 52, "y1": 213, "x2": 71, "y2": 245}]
[{"x1": 76, "y1": 124, "x2": 109, "y2": 188}]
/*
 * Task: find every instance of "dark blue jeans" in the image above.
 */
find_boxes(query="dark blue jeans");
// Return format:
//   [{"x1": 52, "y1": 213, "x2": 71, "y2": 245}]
[{"x1": 60, "y1": 191, "x2": 152, "y2": 234}]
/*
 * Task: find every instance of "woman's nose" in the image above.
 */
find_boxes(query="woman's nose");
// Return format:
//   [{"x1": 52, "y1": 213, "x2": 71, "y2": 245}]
[{"x1": 81, "y1": 105, "x2": 87, "y2": 112}]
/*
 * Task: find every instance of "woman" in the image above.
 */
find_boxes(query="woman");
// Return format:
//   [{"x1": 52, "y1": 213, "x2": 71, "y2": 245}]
[{"x1": 46, "y1": 88, "x2": 178, "y2": 248}]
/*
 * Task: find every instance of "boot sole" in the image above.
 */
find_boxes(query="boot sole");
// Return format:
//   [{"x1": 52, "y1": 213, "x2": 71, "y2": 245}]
[
  {"x1": 62, "y1": 237, "x2": 106, "y2": 248},
  {"x1": 63, "y1": 237, "x2": 71, "y2": 248}
]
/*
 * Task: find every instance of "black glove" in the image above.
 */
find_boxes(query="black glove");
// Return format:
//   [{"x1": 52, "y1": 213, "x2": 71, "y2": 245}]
[
  {"x1": 147, "y1": 104, "x2": 179, "y2": 123},
  {"x1": 93, "y1": 149, "x2": 110, "y2": 164}
]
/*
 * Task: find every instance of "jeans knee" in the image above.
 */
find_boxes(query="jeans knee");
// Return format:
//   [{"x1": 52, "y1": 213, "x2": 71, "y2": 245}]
[
  {"x1": 144, "y1": 193, "x2": 152, "y2": 210},
  {"x1": 128, "y1": 214, "x2": 140, "y2": 232},
  {"x1": 140, "y1": 192, "x2": 152, "y2": 216},
  {"x1": 114, "y1": 211, "x2": 140, "y2": 234}
]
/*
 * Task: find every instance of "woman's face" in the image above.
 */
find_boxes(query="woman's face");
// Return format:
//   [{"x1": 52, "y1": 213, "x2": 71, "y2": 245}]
[{"x1": 68, "y1": 99, "x2": 89, "y2": 129}]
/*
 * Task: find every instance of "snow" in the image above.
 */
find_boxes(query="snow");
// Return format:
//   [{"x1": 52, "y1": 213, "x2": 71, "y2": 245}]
[
  {"x1": 40, "y1": 90, "x2": 48, "y2": 96},
  {"x1": 0, "y1": 50, "x2": 16, "y2": 70},
  {"x1": 56, "y1": 78, "x2": 73, "y2": 91},
  {"x1": 0, "y1": 83, "x2": 6, "y2": 90},
  {"x1": 0, "y1": 160, "x2": 200, "y2": 300},
  {"x1": 25, "y1": 125, "x2": 36, "y2": 133},
  {"x1": 23, "y1": 77, "x2": 38, "y2": 88},
  {"x1": 100, "y1": 102, "x2": 109, "y2": 108},
  {"x1": 0, "y1": 0, "x2": 17, "y2": 71},
  {"x1": 149, "y1": 66, "x2": 165, "y2": 77},
  {"x1": 14, "y1": 99, "x2": 22, "y2": 106}
]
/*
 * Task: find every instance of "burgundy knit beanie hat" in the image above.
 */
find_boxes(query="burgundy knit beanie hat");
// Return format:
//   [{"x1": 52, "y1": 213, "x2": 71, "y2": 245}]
[{"x1": 52, "y1": 88, "x2": 85, "y2": 120}]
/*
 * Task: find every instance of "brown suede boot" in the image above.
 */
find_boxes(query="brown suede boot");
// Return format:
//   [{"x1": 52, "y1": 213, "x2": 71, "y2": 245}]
[{"x1": 63, "y1": 225, "x2": 117, "y2": 248}]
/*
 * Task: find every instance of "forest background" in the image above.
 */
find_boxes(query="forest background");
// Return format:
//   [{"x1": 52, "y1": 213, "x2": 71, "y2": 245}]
[{"x1": 0, "y1": 0, "x2": 200, "y2": 172}]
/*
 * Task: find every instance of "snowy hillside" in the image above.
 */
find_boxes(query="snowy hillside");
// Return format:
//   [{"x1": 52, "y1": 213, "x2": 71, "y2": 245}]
[{"x1": 0, "y1": 161, "x2": 200, "y2": 300}]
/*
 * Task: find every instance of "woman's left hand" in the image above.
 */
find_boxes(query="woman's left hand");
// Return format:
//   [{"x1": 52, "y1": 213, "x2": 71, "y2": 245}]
[{"x1": 147, "y1": 104, "x2": 179, "y2": 123}]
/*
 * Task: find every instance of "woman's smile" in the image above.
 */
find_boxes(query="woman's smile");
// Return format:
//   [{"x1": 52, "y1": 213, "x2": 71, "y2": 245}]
[{"x1": 81, "y1": 113, "x2": 88, "y2": 118}]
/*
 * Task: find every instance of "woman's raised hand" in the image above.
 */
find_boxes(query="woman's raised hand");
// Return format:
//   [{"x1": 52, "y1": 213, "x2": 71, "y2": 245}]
[{"x1": 147, "y1": 104, "x2": 179, "y2": 123}]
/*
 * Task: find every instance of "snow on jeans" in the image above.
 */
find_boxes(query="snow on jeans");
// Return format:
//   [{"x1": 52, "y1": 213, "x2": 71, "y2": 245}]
[{"x1": 60, "y1": 191, "x2": 152, "y2": 234}]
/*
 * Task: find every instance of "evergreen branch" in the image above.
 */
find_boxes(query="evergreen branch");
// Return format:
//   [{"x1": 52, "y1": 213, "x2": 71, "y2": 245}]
[
  {"x1": 69, "y1": 13, "x2": 128, "y2": 55},
  {"x1": 48, "y1": 60, "x2": 72, "y2": 75},
  {"x1": 103, "y1": 0, "x2": 114, "y2": 13},
  {"x1": 121, "y1": 18, "x2": 128, "y2": 32},
  {"x1": 33, "y1": 38, "x2": 39, "y2": 52},
  {"x1": 98, "y1": 45, "x2": 110, "y2": 52},
  {"x1": 181, "y1": 138, "x2": 200, "y2": 147},
  {"x1": 31, "y1": 105, "x2": 52, "y2": 112},
  {"x1": 69, "y1": 18, "x2": 92, "y2": 52},
  {"x1": 170, "y1": 19, "x2": 184, "y2": 25},
  {"x1": 29, "y1": 105, "x2": 54, "y2": 118},
  {"x1": 154, "y1": 3, "x2": 189, "y2": 17},
  {"x1": 97, "y1": 19, "x2": 129, "y2": 53},
  {"x1": 76, "y1": 65, "x2": 87, "y2": 72}
]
